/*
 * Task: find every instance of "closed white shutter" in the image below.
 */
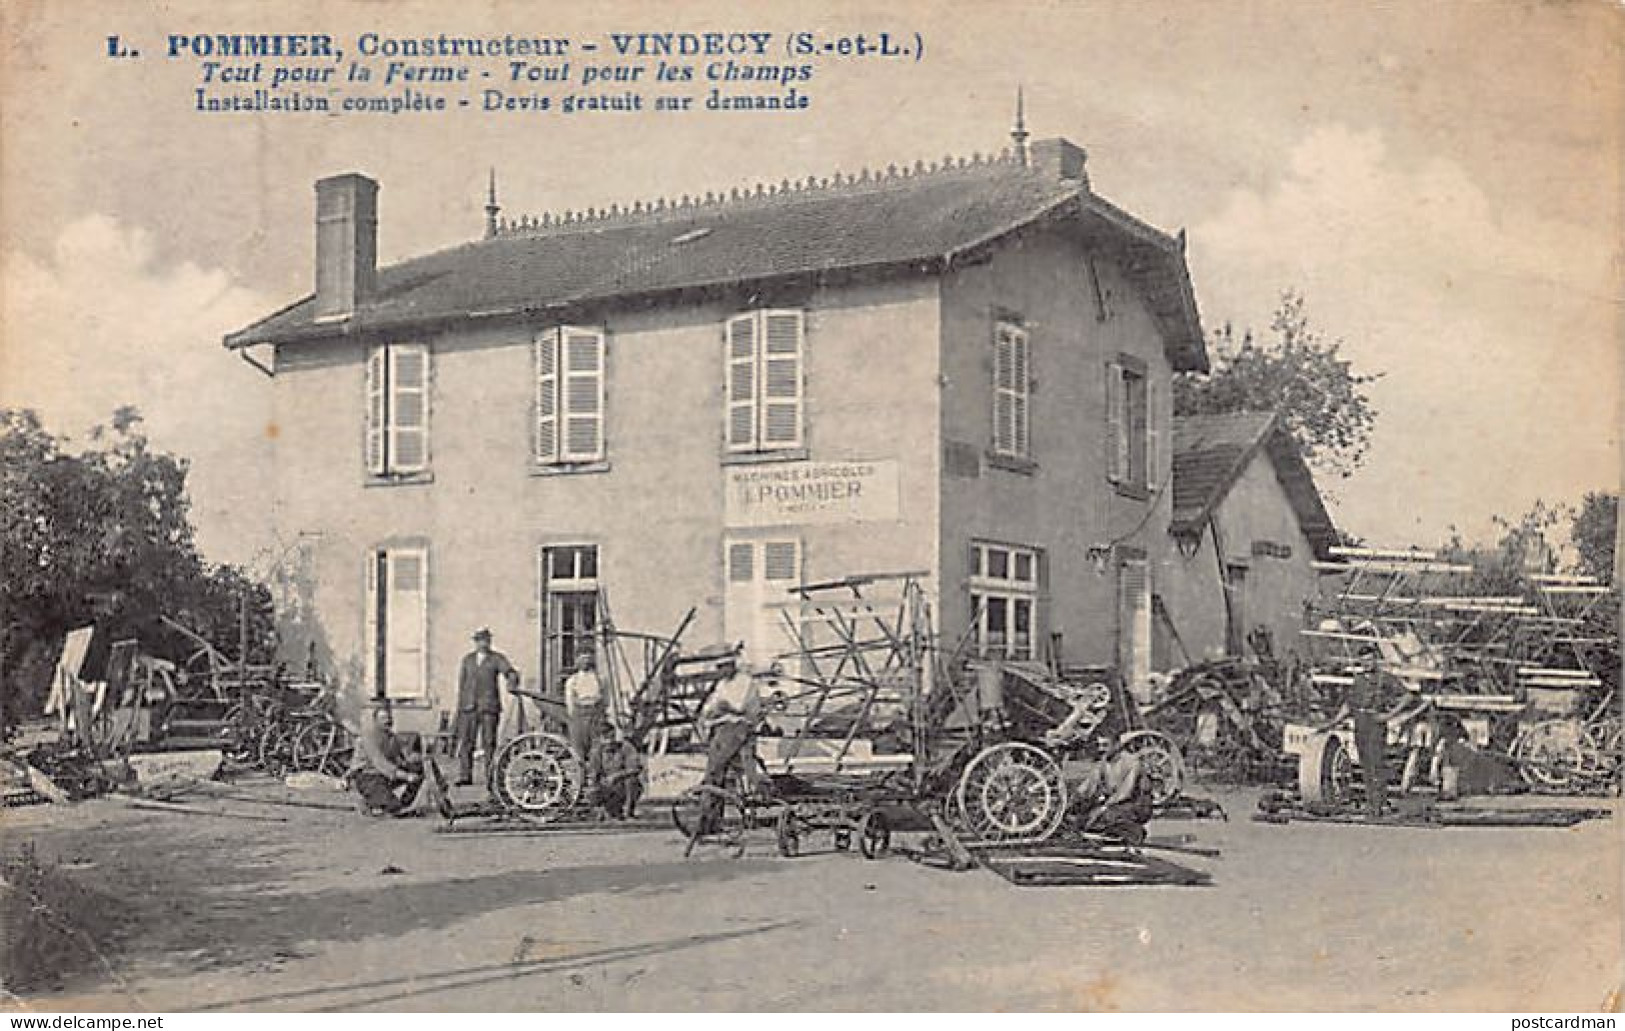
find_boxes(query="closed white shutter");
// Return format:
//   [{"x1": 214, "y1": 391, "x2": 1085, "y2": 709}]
[
  {"x1": 535, "y1": 331, "x2": 558, "y2": 463},
  {"x1": 1012, "y1": 325, "x2": 1029, "y2": 457},
  {"x1": 1119, "y1": 557, "x2": 1150, "y2": 685},
  {"x1": 1106, "y1": 362, "x2": 1126, "y2": 482},
  {"x1": 1146, "y1": 379, "x2": 1161, "y2": 492},
  {"x1": 364, "y1": 549, "x2": 382, "y2": 695},
  {"x1": 385, "y1": 547, "x2": 428, "y2": 699},
  {"x1": 993, "y1": 322, "x2": 1029, "y2": 457},
  {"x1": 562, "y1": 327, "x2": 605, "y2": 461},
  {"x1": 763, "y1": 540, "x2": 801, "y2": 582},
  {"x1": 761, "y1": 310, "x2": 804, "y2": 448},
  {"x1": 725, "y1": 314, "x2": 758, "y2": 451},
  {"x1": 388, "y1": 344, "x2": 429, "y2": 473},
  {"x1": 365, "y1": 346, "x2": 386, "y2": 475}
]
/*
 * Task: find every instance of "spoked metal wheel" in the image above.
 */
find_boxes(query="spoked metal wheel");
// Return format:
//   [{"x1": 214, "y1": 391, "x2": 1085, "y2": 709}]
[
  {"x1": 1515, "y1": 720, "x2": 1585, "y2": 790},
  {"x1": 490, "y1": 732, "x2": 583, "y2": 822},
  {"x1": 1119, "y1": 730, "x2": 1187, "y2": 806},
  {"x1": 292, "y1": 720, "x2": 355, "y2": 777},
  {"x1": 671, "y1": 785, "x2": 749, "y2": 858},
  {"x1": 954, "y1": 742, "x2": 1068, "y2": 845},
  {"x1": 1298, "y1": 731, "x2": 1354, "y2": 805}
]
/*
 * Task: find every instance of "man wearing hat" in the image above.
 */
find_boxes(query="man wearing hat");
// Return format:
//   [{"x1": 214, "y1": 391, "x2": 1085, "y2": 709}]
[
  {"x1": 696, "y1": 651, "x2": 765, "y2": 833},
  {"x1": 454, "y1": 628, "x2": 519, "y2": 786}
]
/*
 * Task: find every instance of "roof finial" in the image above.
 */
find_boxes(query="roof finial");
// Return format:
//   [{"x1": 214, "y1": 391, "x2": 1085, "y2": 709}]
[
  {"x1": 1011, "y1": 87, "x2": 1031, "y2": 167},
  {"x1": 485, "y1": 167, "x2": 501, "y2": 238}
]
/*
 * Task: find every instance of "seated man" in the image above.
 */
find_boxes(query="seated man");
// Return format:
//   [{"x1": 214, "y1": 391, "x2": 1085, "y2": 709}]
[
  {"x1": 1069, "y1": 734, "x2": 1153, "y2": 845},
  {"x1": 589, "y1": 722, "x2": 645, "y2": 820},
  {"x1": 350, "y1": 702, "x2": 425, "y2": 817}
]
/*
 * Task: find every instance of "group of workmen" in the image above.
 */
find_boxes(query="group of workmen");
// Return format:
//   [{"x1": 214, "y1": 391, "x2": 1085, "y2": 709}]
[
  {"x1": 349, "y1": 626, "x2": 1156, "y2": 844},
  {"x1": 349, "y1": 627, "x2": 759, "y2": 827}
]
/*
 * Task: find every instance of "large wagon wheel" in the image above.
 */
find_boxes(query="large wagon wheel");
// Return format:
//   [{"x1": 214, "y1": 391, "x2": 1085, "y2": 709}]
[
  {"x1": 1298, "y1": 731, "x2": 1354, "y2": 805},
  {"x1": 954, "y1": 741, "x2": 1068, "y2": 845},
  {"x1": 291, "y1": 720, "x2": 355, "y2": 777},
  {"x1": 1515, "y1": 720, "x2": 1584, "y2": 790},
  {"x1": 1119, "y1": 729, "x2": 1186, "y2": 806},
  {"x1": 490, "y1": 732, "x2": 583, "y2": 822}
]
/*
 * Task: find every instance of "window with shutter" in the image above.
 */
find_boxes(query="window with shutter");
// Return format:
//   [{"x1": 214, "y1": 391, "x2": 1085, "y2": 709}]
[
  {"x1": 534, "y1": 327, "x2": 606, "y2": 465},
  {"x1": 365, "y1": 347, "x2": 386, "y2": 475},
  {"x1": 724, "y1": 537, "x2": 803, "y2": 667},
  {"x1": 1106, "y1": 362, "x2": 1126, "y2": 482},
  {"x1": 1146, "y1": 379, "x2": 1162, "y2": 492},
  {"x1": 389, "y1": 345, "x2": 429, "y2": 473},
  {"x1": 725, "y1": 309, "x2": 803, "y2": 453},
  {"x1": 1106, "y1": 358, "x2": 1150, "y2": 492},
  {"x1": 992, "y1": 320, "x2": 1030, "y2": 459},
  {"x1": 535, "y1": 331, "x2": 558, "y2": 463},
  {"x1": 364, "y1": 343, "x2": 431, "y2": 478},
  {"x1": 365, "y1": 544, "x2": 428, "y2": 700}
]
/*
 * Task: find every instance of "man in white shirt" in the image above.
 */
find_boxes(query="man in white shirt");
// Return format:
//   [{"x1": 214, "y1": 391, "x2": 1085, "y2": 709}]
[
  {"x1": 697, "y1": 654, "x2": 764, "y2": 833},
  {"x1": 563, "y1": 650, "x2": 606, "y2": 761}
]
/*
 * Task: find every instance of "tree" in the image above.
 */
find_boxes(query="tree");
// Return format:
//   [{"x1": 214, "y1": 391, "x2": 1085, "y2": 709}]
[
  {"x1": 0, "y1": 407, "x2": 275, "y2": 727},
  {"x1": 1570, "y1": 491, "x2": 1617, "y2": 585},
  {"x1": 1175, "y1": 291, "x2": 1379, "y2": 478}
]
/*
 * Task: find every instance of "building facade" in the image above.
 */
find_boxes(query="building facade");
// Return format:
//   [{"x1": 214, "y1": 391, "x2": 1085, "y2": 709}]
[
  {"x1": 1157, "y1": 411, "x2": 1337, "y2": 670},
  {"x1": 228, "y1": 137, "x2": 1208, "y2": 733}
]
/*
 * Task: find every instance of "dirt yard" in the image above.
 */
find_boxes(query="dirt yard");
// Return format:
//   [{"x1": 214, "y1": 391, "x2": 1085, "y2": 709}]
[{"x1": 2, "y1": 781, "x2": 1620, "y2": 1012}]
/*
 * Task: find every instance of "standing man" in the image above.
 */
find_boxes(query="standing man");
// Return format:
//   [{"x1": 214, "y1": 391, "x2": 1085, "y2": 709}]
[
  {"x1": 563, "y1": 650, "x2": 606, "y2": 761},
  {"x1": 454, "y1": 628, "x2": 519, "y2": 787},
  {"x1": 350, "y1": 702, "x2": 425, "y2": 817},
  {"x1": 696, "y1": 654, "x2": 764, "y2": 834}
]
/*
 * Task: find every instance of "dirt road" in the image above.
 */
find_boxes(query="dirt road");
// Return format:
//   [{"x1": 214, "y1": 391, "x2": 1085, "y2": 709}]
[{"x1": 3, "y1": 784, "x2": 1619, "y2": 1011}]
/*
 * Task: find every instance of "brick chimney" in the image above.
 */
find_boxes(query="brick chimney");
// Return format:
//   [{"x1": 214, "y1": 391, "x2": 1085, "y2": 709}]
[
  {"x1": 1030, "y1": 138, "x2": 1089, "y2": 187},
  {"x1": 314, "y1": 173, "x2": 378, "y2": 320}
]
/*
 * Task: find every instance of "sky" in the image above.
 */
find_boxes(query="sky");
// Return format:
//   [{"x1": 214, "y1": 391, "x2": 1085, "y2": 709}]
[{"x1": 1, "y1": 0, "x2": 1620, "y2": 566}]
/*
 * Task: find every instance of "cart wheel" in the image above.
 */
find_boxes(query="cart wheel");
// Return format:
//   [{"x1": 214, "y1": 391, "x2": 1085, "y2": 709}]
[
  {"x1": 954, "y1": 741, "x2": 1068, "y2": 845},
  {"x1": 490, "y1": 732, "x2": 583, "y2": 823},
  {"x1": 1120, "y1": 730, "x2": 1186, "y2": 806},
  {"x1": 291, "y1": 720, "x2": 354, "y2": 778},
  {"x1": 776, "y1": 808, "x2": 801, "y2": 858},
  {"x1": 1299, "y1": 731, "x2": 1353, "y2": 805},
  {"x1": 673, "y1": 785, "x2": 748, "y2": 858},
  {"x1": 1516, "y1": 721, "x2": 1584, "y2": 790},
  {"x1": 858, "y1": 810, "x2": 892, "y2": 860},
  {"x1": 833, "y1": 828, "x2": 852, "y2": 851}
]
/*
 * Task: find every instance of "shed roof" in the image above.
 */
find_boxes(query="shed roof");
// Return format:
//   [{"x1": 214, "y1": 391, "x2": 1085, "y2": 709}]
[
  {"x1": 1171, "y1": 411, "x2": 1338, "y2": 558},
  {"x1": 226, "y1": 145, "x2": 1207, "y2": 371}
]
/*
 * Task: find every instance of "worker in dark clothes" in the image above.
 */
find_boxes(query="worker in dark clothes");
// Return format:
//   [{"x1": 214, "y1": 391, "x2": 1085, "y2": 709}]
[
  {"x1": 589, "y1": 722, "x2": 645, "y2": 819},
  {"x1": 454, "y1": 628, "x2": 519, "y2": 786},
  {"x1": 1320, "y1": 670, "x2": 1412, "y2": 817},
  {"x1": 350, "y1": 703, "x2": 424, "y2": 816}
]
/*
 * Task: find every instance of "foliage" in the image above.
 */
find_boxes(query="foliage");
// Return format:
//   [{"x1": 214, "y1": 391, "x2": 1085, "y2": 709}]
[
  {"x1": 1570, "y1": 491, "x2": 1618, "y2": 585},
  {"x1": 1439, "y1": 500, "x2": 1567, "y2": 596},
  {"x1": 0, "y1": 407, "x2": 274, "y2": 725},
  {"x1": 1174, "y1": 291, "x2": 1379, "y2": 478}
]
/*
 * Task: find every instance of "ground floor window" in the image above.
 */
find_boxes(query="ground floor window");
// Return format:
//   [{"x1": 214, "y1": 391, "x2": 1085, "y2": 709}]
[
  {"x1": 541, "y1": 544, "x2": 600, "y2": 695},
  {"x1": 364, "y1": 545, "x2": 428, "y2": 700},
  {"x1": 970, "y1": 541, "x2": 1041, "y2": 661}
]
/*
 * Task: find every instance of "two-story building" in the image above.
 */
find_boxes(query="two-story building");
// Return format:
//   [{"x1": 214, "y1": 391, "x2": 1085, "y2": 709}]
[{"x1": 226, "y1": 133, "x2": 1209, "y2": 734}]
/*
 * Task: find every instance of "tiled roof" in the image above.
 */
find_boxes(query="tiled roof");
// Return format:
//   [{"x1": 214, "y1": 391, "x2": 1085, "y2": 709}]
[
  {"x1": 225, "y1": 148, "x2": 1207, "y2": 371},
  {"x1": 1172, "y1": 411, "x2": 1337, "y2": 558}
]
